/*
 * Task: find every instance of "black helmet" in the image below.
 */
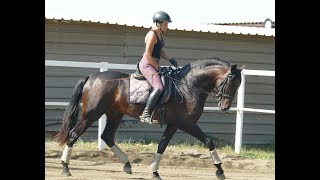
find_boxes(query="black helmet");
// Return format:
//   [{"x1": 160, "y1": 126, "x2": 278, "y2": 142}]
[{"x1": 152, "y1": 11, "x2": 172, "y2": 23}]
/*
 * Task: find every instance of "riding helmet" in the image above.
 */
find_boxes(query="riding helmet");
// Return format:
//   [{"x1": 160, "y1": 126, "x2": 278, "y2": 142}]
[{"x1": 153, "y1": 11, "x2": 172, "y2": 23}]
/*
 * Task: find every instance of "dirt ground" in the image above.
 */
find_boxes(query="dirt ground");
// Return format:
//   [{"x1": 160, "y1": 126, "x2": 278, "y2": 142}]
[{"x1": 45, "y1": 142, "x2": 275, "y2": 180}]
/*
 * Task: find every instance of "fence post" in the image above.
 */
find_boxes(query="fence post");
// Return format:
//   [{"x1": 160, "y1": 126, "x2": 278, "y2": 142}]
[
  {"x1": 235, "y1": 72, "x2": 245, "y2": 154},
  {"x1": 98, "y1": 62, "x2": 109, "y2": 150}
]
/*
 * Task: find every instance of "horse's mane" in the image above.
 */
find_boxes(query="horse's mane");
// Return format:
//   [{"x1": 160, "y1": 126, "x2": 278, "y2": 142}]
[
  {"x1": 190, "y1": 57, "x2": 231, "y2": 69},
  {"x1": 177, "y1": 57, "x2": 231, "y2": 80}
]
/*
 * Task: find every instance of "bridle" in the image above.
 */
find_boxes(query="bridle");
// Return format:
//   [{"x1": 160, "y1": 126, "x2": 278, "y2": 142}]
[{"x1": 212, "y1": 73, "x2": 236, "y2": 101}]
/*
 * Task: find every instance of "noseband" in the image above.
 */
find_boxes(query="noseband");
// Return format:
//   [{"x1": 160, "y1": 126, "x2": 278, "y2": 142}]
[{"x1": 213, "y1": 73, "x2": 235, "y2": 101}]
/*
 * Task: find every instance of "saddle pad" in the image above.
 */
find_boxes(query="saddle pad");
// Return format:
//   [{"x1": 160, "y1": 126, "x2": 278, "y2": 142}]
[{"x1": 129, "y1": 77, "x2": 151, "y2": 104}]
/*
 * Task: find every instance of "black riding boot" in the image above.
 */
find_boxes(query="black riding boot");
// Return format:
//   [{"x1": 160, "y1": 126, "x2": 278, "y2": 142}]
[{"x1": 140, "y1": 88, "x2": 162, "y2": 124}]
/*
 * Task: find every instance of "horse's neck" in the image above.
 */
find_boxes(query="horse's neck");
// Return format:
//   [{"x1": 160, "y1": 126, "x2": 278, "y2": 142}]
[
  {"x1": 183, "y1": 66, "x2": 228, "y2": 94},
  {"x1": 181, "y1": 68, "x2": 223, "y2": 104}
]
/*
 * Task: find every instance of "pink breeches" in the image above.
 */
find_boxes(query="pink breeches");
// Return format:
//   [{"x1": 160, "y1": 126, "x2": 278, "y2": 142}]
[{"x1": 139, "y1": 58, "x2": 164, "y2": 92}]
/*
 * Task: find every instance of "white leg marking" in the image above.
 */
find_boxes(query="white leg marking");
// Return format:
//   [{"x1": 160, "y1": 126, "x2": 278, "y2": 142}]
[
  {"x1": 210, "y1": 149, "x2": 222, "y2": 164},
  {"x1": 110, "y1": 145, "x2": 129, "y2": 164},
  {"x1": 149, "y1": 153, "x2": 162, "y2": 172},
  {"x1": 61, "y1": 146, "x2": 73, "y2": 164}
]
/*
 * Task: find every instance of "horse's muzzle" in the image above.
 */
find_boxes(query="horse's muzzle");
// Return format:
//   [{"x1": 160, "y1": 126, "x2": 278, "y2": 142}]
[{"x1": 218, "y1": 100, "x2": 231, "y2": 112}]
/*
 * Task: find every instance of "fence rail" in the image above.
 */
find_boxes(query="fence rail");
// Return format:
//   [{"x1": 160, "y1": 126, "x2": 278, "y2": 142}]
[{"x1": 45, "y1": 60, "x2": 275, "y2": 153}]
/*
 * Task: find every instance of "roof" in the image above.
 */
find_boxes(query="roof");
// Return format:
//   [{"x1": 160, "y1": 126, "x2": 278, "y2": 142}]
[
  {"x1": 45, "y1": 17, "x2": 275, "y2": 37},
  {"x1": 213, "y1": 19, "x2": 275, "y2": 28},
  {"x1": 214, "y1": 22, "x2": 275, "y2": 28}
]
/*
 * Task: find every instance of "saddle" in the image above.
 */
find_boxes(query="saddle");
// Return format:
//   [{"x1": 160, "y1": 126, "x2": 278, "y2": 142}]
[
  {"x1": 130, "y1": 63, "x2": 173, "y2": 105},
  {"x1": 129, "y1": 63, "x2": 182, "y2": 126}
]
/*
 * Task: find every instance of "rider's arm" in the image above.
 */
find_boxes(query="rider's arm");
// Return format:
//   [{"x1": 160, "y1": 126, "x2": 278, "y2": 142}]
[{"x1": 160, "y1": 49, "x2": 171, "y2": 61}]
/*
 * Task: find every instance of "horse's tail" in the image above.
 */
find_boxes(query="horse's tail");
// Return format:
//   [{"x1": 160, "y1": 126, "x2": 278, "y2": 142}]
[{"x1": 55, "y1": 75, "x2": 90, "y2": 146}]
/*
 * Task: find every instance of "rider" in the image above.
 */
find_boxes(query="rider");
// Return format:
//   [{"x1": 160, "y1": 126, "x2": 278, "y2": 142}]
[{"x1": 139, "y1": 11, "x2": 179, "y2": 124}]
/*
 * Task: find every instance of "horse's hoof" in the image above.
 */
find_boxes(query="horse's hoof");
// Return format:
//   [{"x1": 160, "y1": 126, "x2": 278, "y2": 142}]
[
  {"x1": 61, "y1": 171, "x2": 71, "y2": 176},
  {"x1": 152, "y1": 171, "x2": 162, "y2": 180},
  {"x1": 124, "y1": 166, "x2": 132, "y2": 174},
  {"x1": 152, "y1": 175, "x2": 162, "y2": 180},
  {"x1": 216, "y1": 173, "x2": 226, "y2": 180}
]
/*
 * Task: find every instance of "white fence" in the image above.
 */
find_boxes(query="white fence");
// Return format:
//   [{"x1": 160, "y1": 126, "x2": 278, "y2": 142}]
[{"x1": 45, "y1": 60, "x2": 275, "y2": 153}]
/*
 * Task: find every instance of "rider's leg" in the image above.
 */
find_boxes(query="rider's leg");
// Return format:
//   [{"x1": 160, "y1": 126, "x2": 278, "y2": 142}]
[
  {"x1": 140, "y1": 88, "x2": 162, "y2": 123},
  {"x1": 138, "y1": 58, "x2": 164, "y2": 123}
]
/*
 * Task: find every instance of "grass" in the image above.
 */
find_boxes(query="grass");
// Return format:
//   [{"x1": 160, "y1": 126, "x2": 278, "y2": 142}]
[
  {"x1": 219, "y1": 144, "x2": 275, "y2": 160},
  {"x1": 46, "y1": 137, "x2": 274, "y2": 160}
]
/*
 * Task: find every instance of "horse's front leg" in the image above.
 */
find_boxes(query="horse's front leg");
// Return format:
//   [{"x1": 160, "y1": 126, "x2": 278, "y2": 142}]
[
  {"x1": 179, "y1": 123, "x2": 225, "y2": 179},
  {"x1": 149, "y1": 125, "x2": 177, "y2": 180},
  {"x1": 100, "y1": 112, "x2": 133, "y2": 174}
]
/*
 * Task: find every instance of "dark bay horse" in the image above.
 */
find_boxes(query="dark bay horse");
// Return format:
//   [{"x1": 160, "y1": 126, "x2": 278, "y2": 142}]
[{"x1": 55, "y1": 57, "x2": 243, "y2": 179}]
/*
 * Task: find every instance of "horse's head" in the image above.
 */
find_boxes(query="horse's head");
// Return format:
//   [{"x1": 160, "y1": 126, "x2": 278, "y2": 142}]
[{"x1": 215, "y1": 64, "x2": 244, "y2": 112}]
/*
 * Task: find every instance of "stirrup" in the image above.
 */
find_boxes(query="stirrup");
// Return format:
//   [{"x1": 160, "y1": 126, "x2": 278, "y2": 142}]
[
  {"x1": 139, "y1": 111, "x2": 153, "y2": 124},
  {"x1": 140, "y1": 116, "x2": 152, "y2": 124}
]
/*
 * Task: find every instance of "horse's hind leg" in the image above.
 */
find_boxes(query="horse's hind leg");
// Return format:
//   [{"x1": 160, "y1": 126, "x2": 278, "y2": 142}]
[
  {"x1": 100, "y1": 111, "x2": 133, "y2": 174},
  {"x1": 179, "y1": 123, "x2": 225, "y2": 179},
  {"x1": 61, "y1": 113, "x2": 103, "y2": 176}
]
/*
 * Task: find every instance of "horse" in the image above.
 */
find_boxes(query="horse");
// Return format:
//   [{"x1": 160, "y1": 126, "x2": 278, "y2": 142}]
[{"x1": 54, "y1": 57, "x2": 243, "y2": 179}]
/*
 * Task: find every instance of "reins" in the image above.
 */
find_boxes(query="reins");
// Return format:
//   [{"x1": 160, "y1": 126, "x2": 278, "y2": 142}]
[
  {"x1": 166, "y1": 72, "x2": 233, "y2": 101},
  {"x1": 166, "y1": 76, "x2": 215, "y2": 97}
]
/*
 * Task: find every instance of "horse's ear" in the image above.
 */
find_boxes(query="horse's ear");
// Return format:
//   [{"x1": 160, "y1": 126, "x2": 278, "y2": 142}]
[
  {"x1": 239, "y1": 65, "x2": 245, "y2": 71},
  {"x1": 231, "y1": 64, "x2": 237, "y2": 73}
]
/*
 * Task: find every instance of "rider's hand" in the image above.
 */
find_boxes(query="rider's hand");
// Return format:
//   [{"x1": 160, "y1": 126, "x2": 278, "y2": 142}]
[
  {"x1": 169, "y1": 58, "x2": 178, "y2": 68},
  {"x1": 158, "y1": 67, "x2": 169, "y2": 75}
]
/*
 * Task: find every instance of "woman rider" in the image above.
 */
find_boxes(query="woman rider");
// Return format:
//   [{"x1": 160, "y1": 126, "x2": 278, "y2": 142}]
[{"x1": 139, "y1": 11, "x2": 179, "y2": 124}]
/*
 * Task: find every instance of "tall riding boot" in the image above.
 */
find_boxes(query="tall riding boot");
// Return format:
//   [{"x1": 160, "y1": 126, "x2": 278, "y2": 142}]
[{"x1": 140, "y1": 88, "x2": 162, "y2": 124}]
